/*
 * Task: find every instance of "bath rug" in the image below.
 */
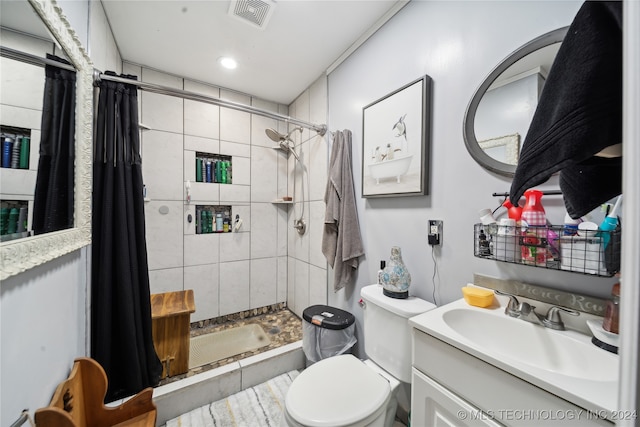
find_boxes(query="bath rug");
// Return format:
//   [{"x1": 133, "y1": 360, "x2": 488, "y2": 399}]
[
  {"x1": 166, "y1": 370, "x2": 299, "y2": 427},
  {"x1": 189, "y1": 324, "x2": 271, "y2": 369}
]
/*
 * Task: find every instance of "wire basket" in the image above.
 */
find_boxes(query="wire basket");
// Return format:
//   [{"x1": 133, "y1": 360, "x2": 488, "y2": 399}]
[{"x1": 474, "y1": 223, "x2": 620, "y2": 277}]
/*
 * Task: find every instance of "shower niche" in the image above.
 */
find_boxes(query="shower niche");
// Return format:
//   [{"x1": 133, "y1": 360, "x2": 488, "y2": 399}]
[
  {"x1": 195, "y1": 152, "x2": 232, "y2": 184},
  {"x1": 195, "y1": 205, "x2": 233, "y2": 234}
]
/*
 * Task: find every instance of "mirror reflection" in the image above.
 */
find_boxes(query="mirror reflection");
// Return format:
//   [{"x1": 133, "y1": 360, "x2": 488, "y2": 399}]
[
  {"x1": 463, "y1": 27, "x2": 568, "y2": 176},
  {"x1": 0, "y1": 0, "x2": 76, "y2": 242}
]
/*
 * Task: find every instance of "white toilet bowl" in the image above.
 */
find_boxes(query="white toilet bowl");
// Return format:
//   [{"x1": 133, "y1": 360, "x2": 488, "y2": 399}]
[
  {"x1": 283, "y1": 354, "x2": 400, "y2": 427},
  {"x1": 283, "y1": 285, "x2": 436, "y2": 427}
]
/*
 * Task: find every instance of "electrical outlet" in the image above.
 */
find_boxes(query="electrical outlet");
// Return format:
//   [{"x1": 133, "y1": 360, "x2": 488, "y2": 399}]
[{"x1": 428, "y1": 220, "x2": 443, "y2": 246}]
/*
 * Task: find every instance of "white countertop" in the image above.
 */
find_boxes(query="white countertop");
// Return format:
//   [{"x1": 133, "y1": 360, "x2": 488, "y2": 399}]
[{"x1": 409, "y1": 297, "x2": 619, "y2": 416}]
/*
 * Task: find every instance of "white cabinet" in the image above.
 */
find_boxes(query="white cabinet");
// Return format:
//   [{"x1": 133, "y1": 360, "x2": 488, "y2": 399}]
[
  {"x1": 412, "y1": 368, "x2": 502, "y2": 427},
  {"x1": 411, "y1": 328, "x2": 612, "y2": 427}
]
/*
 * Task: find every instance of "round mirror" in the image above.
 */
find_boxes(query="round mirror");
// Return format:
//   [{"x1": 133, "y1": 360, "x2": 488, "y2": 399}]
[{"x1": 463, "y1": 27, "x2": 568, "y2": 176}]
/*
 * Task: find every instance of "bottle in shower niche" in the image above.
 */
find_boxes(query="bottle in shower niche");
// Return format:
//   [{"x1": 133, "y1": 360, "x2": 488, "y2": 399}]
[
  {"x1": 2, "y1": 136, "x2": 13, "y2": 168},
  {"x1": 196, "y1": 158, "x2": 203, "y2": 183},
  {"x1": 226, "y1": 161, "x2": 232, "y2": 184},
  {"x1": 220, "y1": 161, "x2": 227, "y2": 184},
  {"x1": 215, "y1": 212, "x2": 223, "y2": 232}
]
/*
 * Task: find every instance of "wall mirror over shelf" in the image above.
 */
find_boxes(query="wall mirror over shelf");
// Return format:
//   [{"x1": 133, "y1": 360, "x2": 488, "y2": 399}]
[
  {"x1": 0, "y1": 0, "x2": 92, "y2": 280},
  {"x1": 463, "y1": 27, "x2": 568, "y2": 177}
]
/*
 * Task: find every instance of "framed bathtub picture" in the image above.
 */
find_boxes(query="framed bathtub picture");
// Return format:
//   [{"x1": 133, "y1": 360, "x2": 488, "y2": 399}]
[{"x1": 362, "y1": 75, "x2": 432, "y2": 198}]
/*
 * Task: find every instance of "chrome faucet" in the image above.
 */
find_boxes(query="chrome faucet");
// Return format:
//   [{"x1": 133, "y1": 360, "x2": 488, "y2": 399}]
[
  {"x1": 541, "y1": 305, "x2": 580, "y2": 330},
  {"x1": 494, "y1": 290, "x2": 579, "y2": 330}
]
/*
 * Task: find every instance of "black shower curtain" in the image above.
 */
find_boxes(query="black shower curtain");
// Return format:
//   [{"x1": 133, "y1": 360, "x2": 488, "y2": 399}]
[
  {"x1": 92, "y1": 72, "x2": 162, "y2": 402},
  {"x1": 32, "y1": 54, "x2": 75, "y2": 235}
]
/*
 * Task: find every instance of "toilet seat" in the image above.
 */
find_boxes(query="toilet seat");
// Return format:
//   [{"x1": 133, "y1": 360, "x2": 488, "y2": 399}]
[{"x1": 285, "y1": 354, "x2": 391, "y2": 427}]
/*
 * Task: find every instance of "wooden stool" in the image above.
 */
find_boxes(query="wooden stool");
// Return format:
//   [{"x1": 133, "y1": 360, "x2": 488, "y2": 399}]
[{"x1": 150, "y1": 290, "x2": 195, "y2": 378}]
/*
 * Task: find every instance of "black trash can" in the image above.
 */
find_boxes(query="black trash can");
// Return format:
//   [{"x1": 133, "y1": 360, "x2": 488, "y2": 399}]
[{"x1": 302, "y1": 305, "x2": 357, "y2": 366}]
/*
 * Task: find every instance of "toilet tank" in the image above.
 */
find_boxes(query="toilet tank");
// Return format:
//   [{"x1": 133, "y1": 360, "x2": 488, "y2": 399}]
[{"x1": 361, "y1": 284, "x2": 436, "y2": 383}]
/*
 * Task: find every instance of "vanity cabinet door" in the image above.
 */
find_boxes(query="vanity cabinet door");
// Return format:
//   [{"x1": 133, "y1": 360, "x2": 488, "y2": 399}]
[{"x1": 412, "y1": 368, "x2": 504, "y2": 427}]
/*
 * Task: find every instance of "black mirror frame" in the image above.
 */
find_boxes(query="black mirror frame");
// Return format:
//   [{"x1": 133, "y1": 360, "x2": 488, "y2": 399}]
[{"x1": 463, "y1": 27, "x2": 569, "y2": 177}]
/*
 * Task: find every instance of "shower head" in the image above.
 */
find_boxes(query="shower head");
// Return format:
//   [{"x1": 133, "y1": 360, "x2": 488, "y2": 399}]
[
  {"x1": 279, "y1": 140, "x2": 300, "y2": 160},
  {"x1": 265, "y1": 128, "x2": 284, "y2": 143},
  {"x1": 265, "y1": 127, "x2": 302, "y2": 143},
  {"x1": 265, "y1": 127, "x2": 302, "y2": 160}
]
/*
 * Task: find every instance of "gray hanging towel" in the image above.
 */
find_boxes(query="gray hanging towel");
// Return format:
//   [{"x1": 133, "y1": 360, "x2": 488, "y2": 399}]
[
  {"x1": 322, "y1": 129, "x2": 365, "y2": 291},
  {"x1": 509, "y1": 1, "x2": 622, "y2": 218}
]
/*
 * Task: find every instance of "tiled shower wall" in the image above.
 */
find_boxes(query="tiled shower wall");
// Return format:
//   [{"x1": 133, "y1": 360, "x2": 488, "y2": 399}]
[
  {"x1": 286, "y1": 76, "x2": 329, "y2": 318},
  {"x1": 123, "y1": 61, "x2": 328, "y2": 321}
]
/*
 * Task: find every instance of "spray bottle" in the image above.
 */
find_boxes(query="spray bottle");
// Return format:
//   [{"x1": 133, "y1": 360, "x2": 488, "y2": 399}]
[{"x1": 599, "y1": 195, "x2": 622, "y2": 249}]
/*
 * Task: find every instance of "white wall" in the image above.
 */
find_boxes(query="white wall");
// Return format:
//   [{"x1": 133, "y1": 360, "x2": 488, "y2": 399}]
[
  {"x1": 327, "y1": 0, "x2": 618, "y2": 357},
  {"x1": 0, "y1": 250, "x2": 88, "y2": 426}
]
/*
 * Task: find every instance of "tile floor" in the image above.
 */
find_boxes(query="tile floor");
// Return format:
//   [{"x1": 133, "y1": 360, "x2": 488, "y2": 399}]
[{"x1": 158, "y1": 307, "x2": 303, "y2": 386}]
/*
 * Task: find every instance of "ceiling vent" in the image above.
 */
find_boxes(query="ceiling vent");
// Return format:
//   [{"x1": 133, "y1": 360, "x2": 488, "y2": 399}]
[{"x1": 228, "y1": 0, "x2": 276, "y2": 30}]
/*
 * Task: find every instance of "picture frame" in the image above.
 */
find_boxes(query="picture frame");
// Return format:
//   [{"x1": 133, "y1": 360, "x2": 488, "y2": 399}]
[{"x1": 362, "y1": 75, "x2": 431, "y2": 198}]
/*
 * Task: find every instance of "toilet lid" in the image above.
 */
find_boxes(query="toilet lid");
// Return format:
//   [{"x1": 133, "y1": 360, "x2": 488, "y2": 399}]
[{"x1": 286, "y1": 355, "x2": 390, "y2": 427}]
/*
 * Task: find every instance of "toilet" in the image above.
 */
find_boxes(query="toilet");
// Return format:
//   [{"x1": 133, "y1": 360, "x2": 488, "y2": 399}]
[{"x1": 283, "y1": 284, "x2": 436, "y2": 427}]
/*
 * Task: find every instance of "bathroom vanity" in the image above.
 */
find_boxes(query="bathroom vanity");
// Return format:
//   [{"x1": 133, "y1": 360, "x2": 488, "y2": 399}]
[{"x1": 410, "y1": 298, "x2": 618, "y2": 426}]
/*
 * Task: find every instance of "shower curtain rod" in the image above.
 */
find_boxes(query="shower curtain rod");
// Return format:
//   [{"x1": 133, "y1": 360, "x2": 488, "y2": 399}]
[
  {"x1": 0, "y1": 45, "x2": 75, "y2": 72},
  {"x1": 94, "y1": 71, "x2": 328, "y2": 136}
]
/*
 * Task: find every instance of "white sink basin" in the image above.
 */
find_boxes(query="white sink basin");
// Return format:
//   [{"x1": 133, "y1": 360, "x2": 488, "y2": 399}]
[
  {"x1": 441, "y1": 307, "x2": 616, "y2": 382},
  {"x1": 409, "y1": 297, "x2": 619, "y2": 415}
]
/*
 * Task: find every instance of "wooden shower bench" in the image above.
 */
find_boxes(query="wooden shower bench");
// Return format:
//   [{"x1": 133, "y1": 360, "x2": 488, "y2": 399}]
[{"x1": 34, "y1": 357, "x2": 156, "y2": 427}]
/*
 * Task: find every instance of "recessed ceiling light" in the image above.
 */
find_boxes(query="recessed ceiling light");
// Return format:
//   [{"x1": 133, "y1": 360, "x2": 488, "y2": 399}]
[{"x1": 219, "y1": 57, "x2": 237, "y2": 70}]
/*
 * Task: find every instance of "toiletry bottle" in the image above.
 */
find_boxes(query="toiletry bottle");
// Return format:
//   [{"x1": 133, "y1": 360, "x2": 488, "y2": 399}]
[
  {"x1": 196, "y1": 157, "x2": 203, "y2": 182},
  {"x1": 3, "y1": 137, "x2": 13, "y2": 168},
  {"x1": 520, "y1": 189, "x2": 549, "y2": 265},
  {"x1": 0, "y1": 207, "x2": 8, "y2": 235},
  {"x1": 221, "y1": 161, "x2": 227, "y2": 184},
  {"x1": 216, "y1": 212, "x2": 223, "y2": 232},
  {"x1": 496, "y1": 218, "x2": 517, "y2": 262},
  {"x1": 502, "y1": 198, "x2": 523, "y2": 222},
  {"x1": 478, "y1": 208, "x2": 498, "y2": 236},
  {"x1": 207, "y1": 210, "x2": 213, "y2": 233},
  {"x1": 19, "y1": 136, "x2": 30, "y2": 169},
  {"x1": 206, "y1": 160, "x2": 212, "y2": 183},
  {"x1": 377, "y1": 261, "x2": 386, "y2": 285},
  {"x1": 602, "y1": 282, "x2": 620, "y2": 334},
  {"x1": 599, "y1": 195, "x2": 622, "y2": 249},
  {"x1": 7, "y1": 208, "x2": 18, "y2": 234},
  {"x1": 17, "y1": 207, "x2": 27, "y2": 232},
  {"x1": 10, "y1": 138, "x2": 20, "y2": 169},
  {"x1": 478, "y1": 229, "x2": 491, "y2": 257},
  {"x1": 563, "y1": 213, "x2": 582, "y2": 236}
]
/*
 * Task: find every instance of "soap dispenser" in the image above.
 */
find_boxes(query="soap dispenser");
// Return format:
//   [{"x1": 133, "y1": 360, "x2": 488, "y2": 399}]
[{"x1": 602, "y1": 282, "x2": 620, "y2": 334}]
